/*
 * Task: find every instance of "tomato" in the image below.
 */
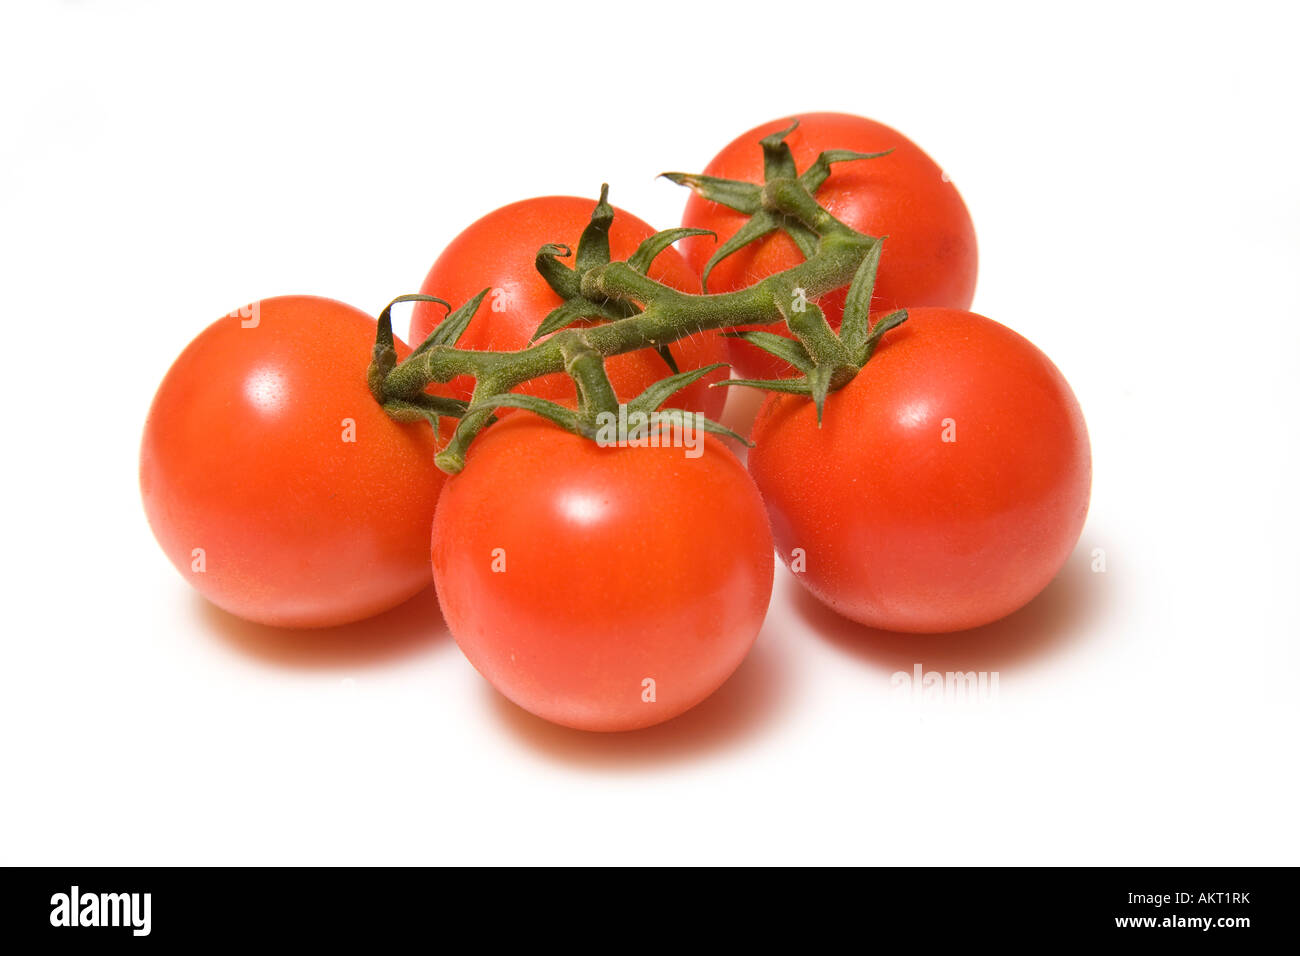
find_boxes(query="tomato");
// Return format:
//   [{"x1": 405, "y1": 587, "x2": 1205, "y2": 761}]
[
  {"x1": 431, "y1": 414, "x2": 774, "y2": 731},
  {"x1": 681, "y1": 112, "x2": 978, "y2": 379},
  {"x1": 748, "y1": 308, "x2": 1089, "y2": 633},
  {"x1": 410, "y1": 196, "x2": 728, "y2": 417},
  {"x1": 140, "y1": 296, "x2": 445, "y2": 628}
]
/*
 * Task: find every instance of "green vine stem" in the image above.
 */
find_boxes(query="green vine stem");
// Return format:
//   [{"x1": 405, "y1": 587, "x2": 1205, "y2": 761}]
[{"x1": 374, "y1": 121, "x2": 908, "y2": 473}]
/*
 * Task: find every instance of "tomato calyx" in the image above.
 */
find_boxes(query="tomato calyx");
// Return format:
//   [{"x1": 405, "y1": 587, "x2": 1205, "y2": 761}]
[
  {"x1": 661, "y1": 118, "x2": 892, "y2": 291},
  {"x1": 530, "y1": 183, "x2": 715, "y2": 380},
  {"x1": 660, "y1": 117, "x2": 913, "y2": 420},
  {"x1": 718, "y1": 238, "x2": 910, "y2": 422},
  {"x1": 366, "y1": 292, "x2": 472, "y2": 438}
]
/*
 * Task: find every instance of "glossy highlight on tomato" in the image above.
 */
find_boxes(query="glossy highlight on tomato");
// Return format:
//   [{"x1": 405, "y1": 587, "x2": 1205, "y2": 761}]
[
  {"x1": 410, "y1": 196, "x2": 728, "y2": 416},
  {"x1": 748, "y1": 308, "x2": 1090, "y2": 633},
  {"x1": 682, "y1": 112, "x2": 978, "y2": 379},
  {"x1": 431, "y1": 414, "x2": 774, "y2": 731},
  {"x1": 140, "y1": 296, "x2": 445, "y2": 628}
]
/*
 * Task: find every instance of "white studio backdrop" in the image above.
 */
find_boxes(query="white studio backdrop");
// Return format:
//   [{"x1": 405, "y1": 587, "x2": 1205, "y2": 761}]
[{"x1": 1, "y1": 0, "x2": 1297, "y2": 865}]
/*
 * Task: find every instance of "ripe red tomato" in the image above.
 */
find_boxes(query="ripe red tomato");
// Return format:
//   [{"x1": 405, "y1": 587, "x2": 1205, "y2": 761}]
[
  {"x1": 681, "y1": 112, "x2": 978, "y2": 379},
  {"x1": 748, "y1": 308, "x2": 1089, "y2": 633},
  {"x1": 431, "y1": 414, "x2": 774, "y2": 731},
  {"x1": 140, "y1": 296, "x2": 445, "y2": 628},
  {"x1": 410, "y1": 196, "x2": 728, "y2": 417}
]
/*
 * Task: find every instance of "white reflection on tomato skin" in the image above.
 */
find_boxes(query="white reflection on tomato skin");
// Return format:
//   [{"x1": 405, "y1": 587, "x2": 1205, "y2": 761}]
[
  {"x1": 558, "y1": 492, "x2": 608, "y2": 526},
  {"x1": 894, "y1": 398, "x2": 933, "y2": 430},
  {"x1": 244, "y1": 366, "x2": 288, "y2": 414}
]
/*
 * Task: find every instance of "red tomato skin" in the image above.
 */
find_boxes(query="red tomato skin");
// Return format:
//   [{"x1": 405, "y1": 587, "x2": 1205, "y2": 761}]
[
  {"x1": 748, "y1": 308, "x2": 1090, "y2": 633},
  {"x1": 431, "y1": 415, "x2": 774, "y2": 732},
  {"x1": 140, "y1": 296, "x2": 444, "y2": 628},
  {"x1": 682, "y1": 112, "x2": 978, "y2": 379},
  {"x1": 410, "y1": 196, "x2": 728, "y2": 417}
]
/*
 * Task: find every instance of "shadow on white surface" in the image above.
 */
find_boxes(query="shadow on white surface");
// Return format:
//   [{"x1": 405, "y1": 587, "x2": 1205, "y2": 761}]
[
  {"x1": 195, "y1": 585, "x2": 449, "y2": 670},
  {"x1": 484, "y1": 628, "x2": 791, "y2": 769},
  {"x1": 791, "y1": 540, "x2": 1109, "y2": 673}
]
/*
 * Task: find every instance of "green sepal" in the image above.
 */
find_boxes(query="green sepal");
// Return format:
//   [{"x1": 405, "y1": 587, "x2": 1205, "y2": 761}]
[
  {"x1": 664, "y1": 123, "x2": 894, "y2": 292},
  {"x1": 377, "y1": 294, "x2": 450, "y2": 341},
  {"x1": 712, "y1": 376, "x2": 812, "y2": 396},
  {"x1": 625, "y1": 362, "x2": 729, "y2": 416},
  {"x1": 653, "y1": 344, "x2": 679, "y2": 375},
  {"x1": 645, "y1": 406, "x2": 751, "y2": 447},
  {"x1": 628, "y1": 227, "x2": 715, "y2": 275},
  {"x1": 783, "y1": 219, "x2": 820, "y2": 261},
  {"x1": 658, "y1": 171, "x2": 762, "y2": 215},
  {"x1": 857, "y1": 309, "x2": 908, "y2": 364},
  {"x1": 807, "y1": 363, "x2": 834, "y2": 424},
  {"x1": 531, "y1": 297, "x2": 628, "y2": 341},
  {"x1": 800, "y1": 148, "x2": 894, "y2": 194},
  {"x1": 411, "y1": 288, "x2": 489, "y2": 356},
  {"x1": 468, "y1": 393, "x2": 596, "y2": 439},
  {"x1": 759, "y1": 119, "x2": 800, "y2": 179},
  {"x1": 701, "y1": 211, "x2": 779, "y2": 291},
  {"x1": 368, "y1": 349, "x2": 393, "y2": 403},
  {"x1": 533, "y1": 299, "x2": 591, "y2": 340},
  {"x1": 535, "y1": 243, "x2": 580, "y2": 300},
  {"x1": 391, "y1": 392, "x2": 469, "y2": 418},
  {"x1": 723, "y1": 330, "x2": 814, "y2": 372},
  {"x1": 532, "y1": 193, "x2": 690, "y2": 343},
  {"x1": 575, "y1": 184, "x2": 614, "y2": 276},
  {"x1": 382, "y1": 394, "x2": 469, "y2": 440},
  {"x1": 839, "y1": 239, "x2": 884, "y2": 356},
  {"x1": 369, "y1": 293, "x2": 449, "y2": 402}
]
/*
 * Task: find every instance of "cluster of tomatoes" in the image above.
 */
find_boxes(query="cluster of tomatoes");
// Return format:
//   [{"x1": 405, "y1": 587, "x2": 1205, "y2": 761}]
[{"x1": 141, "y1": 113, "x2": 1091, "y2": 732}]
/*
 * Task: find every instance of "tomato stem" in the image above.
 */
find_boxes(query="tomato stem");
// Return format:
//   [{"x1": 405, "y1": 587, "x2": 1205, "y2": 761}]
[{"x1": 380, "y1": 122, "x2": 907, "y2": 473}]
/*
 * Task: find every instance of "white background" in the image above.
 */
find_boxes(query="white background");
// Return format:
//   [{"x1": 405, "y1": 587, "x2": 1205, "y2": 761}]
[{"x1": 2, "y1": 0, "x2": 1297, "y2": 866}]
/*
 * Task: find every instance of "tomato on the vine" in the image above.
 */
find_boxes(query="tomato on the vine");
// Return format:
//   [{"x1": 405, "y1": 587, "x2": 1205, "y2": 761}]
[
  {"x1": 140, "y1": 296, "x2": 445, "y2": 628},
  {"x1": 431, "y1": 414, "x2": 774, "y2": 731},
  {"x1": 681, "y1": 112, "x2": 978, "y2": 379},
  {"x1": 409, "y1": 196, "x2": 728, "y2": 417},
  {"x1": 748, "y1": 308, "x2": 1089, "y2": 634}
]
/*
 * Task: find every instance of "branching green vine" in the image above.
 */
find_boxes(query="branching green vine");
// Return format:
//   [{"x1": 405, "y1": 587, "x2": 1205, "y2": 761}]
[{"x1": 371, "y1": 121, "x2": 909, "y2": 474}]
